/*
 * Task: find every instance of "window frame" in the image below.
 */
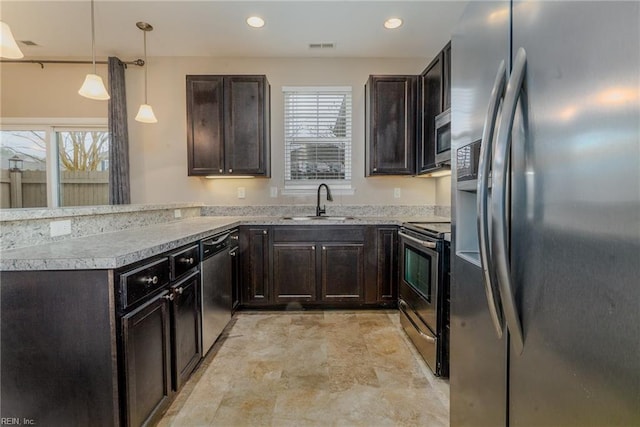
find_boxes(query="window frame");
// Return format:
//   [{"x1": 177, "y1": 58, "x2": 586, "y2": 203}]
[
  {"x1": 281, "y1": 86, "x2": 354, "y2": 196},
  {"x1": 0, "y1": 118, "x2": 108, "y2": 208}
]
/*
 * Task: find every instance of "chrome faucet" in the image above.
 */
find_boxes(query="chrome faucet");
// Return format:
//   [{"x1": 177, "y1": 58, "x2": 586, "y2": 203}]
[{"x1": 316, "y1": 183, "x2": 333, "y2": 216}]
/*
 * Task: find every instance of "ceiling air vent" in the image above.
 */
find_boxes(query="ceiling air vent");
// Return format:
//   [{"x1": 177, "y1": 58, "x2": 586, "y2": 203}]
[{"x1": 309, "y1": 43, "x2": 335, "y2": 50}]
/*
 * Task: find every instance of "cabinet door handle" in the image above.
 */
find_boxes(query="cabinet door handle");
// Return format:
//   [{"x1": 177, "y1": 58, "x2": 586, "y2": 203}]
[
  {"x1": 373, "y1": 167, "x2": 378, "y2": 172},
  {"x1": 175, "y1": 287, "x2": 184, "y2": 295},
  {"x1": 163, "y1": 293, "x2": 175, "y2": 301},
  {"x1": 231, "y1": 235, "x2": 239, "y2": 240},
  {"x1": 312, "y1": 246, "x2": 316, "y2": 251},
  {"x1": 263, "y1": 230, "x2": 268, "y2": 235},
  {"x1": 322, "y1": 246, "x2": 326, "y2": 251},
  {"x1": 219, "y1": 168, "x2": 223, "y2": 173},
  {"x1": 229, "y1": 168, "x2": 233, "y2": 173},
  {"x1": 179, "y1": 257, "x2": 194, "y2": 265}
]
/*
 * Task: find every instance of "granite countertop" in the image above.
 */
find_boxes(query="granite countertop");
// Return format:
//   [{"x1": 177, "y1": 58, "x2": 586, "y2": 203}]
[{"x1": 0, "y1": 215, "x2": 449, "y2": 271}]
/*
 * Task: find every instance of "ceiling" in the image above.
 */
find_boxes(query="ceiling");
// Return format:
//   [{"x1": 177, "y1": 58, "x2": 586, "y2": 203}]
[{"x1": 1, "y1": 1, "x2": 467, "y2": 59}]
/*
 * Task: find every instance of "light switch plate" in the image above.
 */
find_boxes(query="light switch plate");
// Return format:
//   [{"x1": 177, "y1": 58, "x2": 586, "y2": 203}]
[
  {"x1": 270, "y1": 187, "x2": 278, "y2": 198},
  {"x1": 174, "y1": 209, "x2": 182, "y2": 218},
  {"x1": 394, "y1": 188, "x2": 401, "y2": 198},
  {"x1": 237, "y1": 187, "x2": 246, "y2": 199},
  {"x1": 50, "y1": 220, "x2": 71, "y2": 237}
]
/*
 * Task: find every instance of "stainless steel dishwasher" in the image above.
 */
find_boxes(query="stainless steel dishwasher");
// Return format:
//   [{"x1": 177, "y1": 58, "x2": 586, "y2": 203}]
[{"x1": 200, "y1": 230, "x2": 235, "y2": 354}]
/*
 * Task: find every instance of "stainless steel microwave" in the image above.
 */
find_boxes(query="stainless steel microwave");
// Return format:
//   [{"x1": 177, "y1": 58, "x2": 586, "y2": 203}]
[{"x1": 435, "y1": 108, "x2": 451, "y2": 165}]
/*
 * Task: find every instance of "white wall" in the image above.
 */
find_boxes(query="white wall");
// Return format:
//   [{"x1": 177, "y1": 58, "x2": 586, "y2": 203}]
[
  {"x1": 435, "y1": 176, "x2": 452, "y2": 206},
  {"x1": 2, "y1": 56, "x2": 452, "y2": 207}
]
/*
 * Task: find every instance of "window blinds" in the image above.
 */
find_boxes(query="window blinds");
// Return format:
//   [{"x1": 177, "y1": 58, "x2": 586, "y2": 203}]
[{"x1": 283, "y1": 87, "x2": 352, "y2": 186}]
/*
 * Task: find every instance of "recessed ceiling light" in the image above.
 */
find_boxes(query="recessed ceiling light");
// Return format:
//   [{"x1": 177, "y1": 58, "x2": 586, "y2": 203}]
[
  {"x1": 246, "y1": 16, "x2": 265, "y2": 28},
  {"x1": 384, "y1": 18, "x2": 403, "y2": 29}
]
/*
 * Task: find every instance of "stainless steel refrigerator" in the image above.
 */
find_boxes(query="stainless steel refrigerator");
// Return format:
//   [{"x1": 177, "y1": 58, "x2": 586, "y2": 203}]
[{"x1": 450, "y1": 1, "x2": 640, "y2": 426}]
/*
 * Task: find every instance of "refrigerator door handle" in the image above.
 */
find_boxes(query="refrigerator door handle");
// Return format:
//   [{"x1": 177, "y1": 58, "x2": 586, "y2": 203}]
[
  {"x1": 492, "y1": 47, "x2": 527, "y2": 355},
  {"x1": 477, "y1": 59, "x2": 507, "y2": 338}
]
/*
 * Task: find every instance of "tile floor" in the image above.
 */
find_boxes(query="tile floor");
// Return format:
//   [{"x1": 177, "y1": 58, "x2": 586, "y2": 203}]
[{"x1": 158, "y1": 310, "x2": 449, "y2": 426}]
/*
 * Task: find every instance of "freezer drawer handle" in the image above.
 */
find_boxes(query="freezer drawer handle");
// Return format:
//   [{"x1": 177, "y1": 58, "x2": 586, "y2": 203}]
[
  {"x1": 399, "y1": 300, "x2": 436, "y2": 343},
  {"x1": 492, "y1": 47, "x2": 527, "y2": 355},
  {"x1": 477, "y1": 59, "x2": 507, "y2": 338}
]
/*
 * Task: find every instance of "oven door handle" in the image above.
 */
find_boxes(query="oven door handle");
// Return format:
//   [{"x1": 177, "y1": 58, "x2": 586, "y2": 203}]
[
  {"x1": 477, "y1": 59, "x2": 507, "y2": 339},
  {"x1": 398, "y1": 231, "x2": 437, "y2": 249},
  {"x1": 399, "y1": 300, "x2": 436, "y2": 343}
]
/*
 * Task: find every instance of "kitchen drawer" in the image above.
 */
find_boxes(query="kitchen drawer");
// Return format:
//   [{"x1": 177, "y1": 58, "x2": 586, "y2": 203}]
[
  {"x1": 120, "y1": 258, "x2": 170, "y2": 311},
  {"x1": 169, "y1": 244, "x2": 200, "y2": 280}
]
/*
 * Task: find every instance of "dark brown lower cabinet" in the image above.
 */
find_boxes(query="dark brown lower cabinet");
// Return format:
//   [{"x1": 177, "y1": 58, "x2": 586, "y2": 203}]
[
  {"x1": 122, "y1": 291, "x2": 172, "y2": 427},
  {"x1": 170, "y1": 271, "x2": 202, "y2": 390},
  {"x1": 376, "y1": 227, "x2": 398, "y2": 302},
  {"x1": 240, "y1": 226, "x2": 271, "y2": 305},
  {"x1": 243, "y1": 225, "x2": 389, "y2": 308},
  {"x1": 120, "y1": 248, "x2": 203, "y2": 427},
  {"x1": 273, "y1": 243, "x2": 317, "y2": 303},
  {"x1": 321, "y1": 243, "x2": 365, "y2": 302}
]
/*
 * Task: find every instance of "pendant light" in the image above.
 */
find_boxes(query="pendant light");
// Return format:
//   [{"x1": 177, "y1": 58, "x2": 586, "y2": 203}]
[
  {"x1": 0, "y1": 21, "x2": 24, "y2": 59},
  {"x1": 135, "y1": 22, "x2": 157, "y2": 123},
  {"x1": 78, "y1": 0, "x2": 110, "y2": 100}
]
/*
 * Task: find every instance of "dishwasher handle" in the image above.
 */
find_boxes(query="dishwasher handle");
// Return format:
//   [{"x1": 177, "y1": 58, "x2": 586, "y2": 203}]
[{"x1": 201, "y1": 233, "x2": 231, "y2": 259}]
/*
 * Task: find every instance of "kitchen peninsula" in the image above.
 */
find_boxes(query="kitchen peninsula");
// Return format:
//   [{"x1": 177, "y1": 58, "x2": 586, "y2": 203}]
[{"x1": 0, "y1": 203, "x2": 449, "y2": 426}]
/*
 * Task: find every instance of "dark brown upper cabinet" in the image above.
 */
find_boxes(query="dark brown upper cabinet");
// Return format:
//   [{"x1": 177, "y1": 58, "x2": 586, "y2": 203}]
[
  {"x1": 186, "y1": 75, "x2": 270, "y2": 177},
  {"x1": 417, "y1": 42, "x2": 451, "y2": 174},
  {"x1": 442, "y1": 41, "x2": 452, "y2": 111},
  {"x1": 365, "y1": 75, "x2": 417, "y2": 176}
]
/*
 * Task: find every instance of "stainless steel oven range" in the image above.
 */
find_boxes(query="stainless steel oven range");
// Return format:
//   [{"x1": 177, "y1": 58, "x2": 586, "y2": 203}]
[{"x1": 398, "y1": 221, "x2": 451, "y2": 377}]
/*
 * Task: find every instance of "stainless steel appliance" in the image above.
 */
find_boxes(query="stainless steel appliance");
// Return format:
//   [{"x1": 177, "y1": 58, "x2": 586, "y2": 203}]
[
  {"x1": 434, "y1": 108, "x2": 451, "y2": 165},
  {"x1": 399, "y1": 222, "x2": 450, "y2": 377},
  {"x1": 200, "y1": 230, "x2": 235, "y2": 354},
  {"x1": 451, "y1": 1, "x2": 640, "y2": 426}
]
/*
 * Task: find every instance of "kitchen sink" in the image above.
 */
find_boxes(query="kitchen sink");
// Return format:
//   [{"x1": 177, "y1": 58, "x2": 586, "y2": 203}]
[{"x1": 281, "y1": 216, "x2": 355, "y2": 221}]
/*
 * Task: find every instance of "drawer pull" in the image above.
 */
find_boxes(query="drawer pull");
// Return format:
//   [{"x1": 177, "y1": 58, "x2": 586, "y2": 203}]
[
  {"x1": 175, "y1": 287, "x2": 184, "y2": 295},
  {"x1": 141, "y1": 276, "x2": 159, "y2": 285},
  {"x1": 179, "y1": 257, "x2": 195, "y2": 265}
]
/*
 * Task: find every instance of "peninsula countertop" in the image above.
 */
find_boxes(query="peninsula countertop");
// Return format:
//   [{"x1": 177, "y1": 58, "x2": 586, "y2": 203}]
[{"x1": 0, "y1": 215, "x2": 449, "y2": 271}]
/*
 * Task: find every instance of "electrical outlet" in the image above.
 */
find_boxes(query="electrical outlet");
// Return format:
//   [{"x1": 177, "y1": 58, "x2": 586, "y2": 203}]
[
  {"x1": 270, "y1": 187, "x2": 278, "y2": 198},
  {"x1": 174, "y1": 209, "x2": 182, "y2": 218},
  {"x1": 50, "y1": 220, "x2": 71, "y2": 237},
  {"x1": 237, "y1": 187, "x2": 246, "y2": 199},
  {"x1": 394, "y1": 188, "x2": 401, "y2": 198}
]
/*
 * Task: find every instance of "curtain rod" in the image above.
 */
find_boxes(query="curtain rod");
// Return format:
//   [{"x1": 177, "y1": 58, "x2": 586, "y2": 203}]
[{"x1": 0, "y1": 59, "x2": 145, "y2": 69}]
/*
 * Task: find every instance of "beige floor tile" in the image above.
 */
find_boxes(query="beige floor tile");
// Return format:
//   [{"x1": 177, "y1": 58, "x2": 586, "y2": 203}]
[{"x1": 159, "y1": 310, "x2": 449, "y2": 426}]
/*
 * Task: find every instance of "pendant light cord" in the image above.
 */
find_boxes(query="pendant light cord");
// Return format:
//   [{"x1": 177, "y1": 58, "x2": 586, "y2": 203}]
[
  {"x1": 143, "y1": 30, "x2": 148, "y2": 103},
  {"x1": 91, "y1": 0, "x2": 96, "y2": 74}
]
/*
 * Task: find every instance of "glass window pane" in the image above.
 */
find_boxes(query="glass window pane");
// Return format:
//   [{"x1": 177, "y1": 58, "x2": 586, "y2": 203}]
[
  {"x1": 0, "y1": 130, "x2": 48, "y2": 208},
  {"x1": 405, "y1": 247, "x2": 432, "y2": 302},
  {"x1": 57, "y1": 130, "x2": 109, "y2": 207}
]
